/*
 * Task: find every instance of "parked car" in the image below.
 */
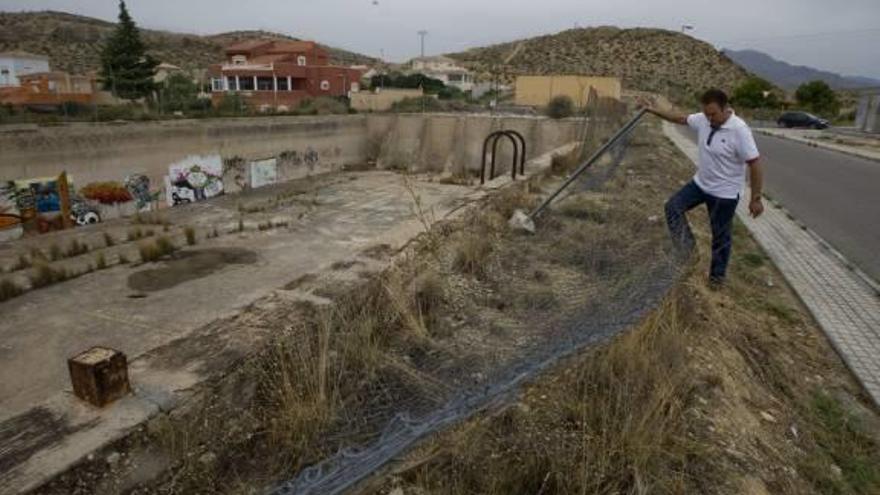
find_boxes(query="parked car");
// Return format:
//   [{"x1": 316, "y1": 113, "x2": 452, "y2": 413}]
[{"x1": 777, "y1": 111, "x2": 829, "y2": 129}]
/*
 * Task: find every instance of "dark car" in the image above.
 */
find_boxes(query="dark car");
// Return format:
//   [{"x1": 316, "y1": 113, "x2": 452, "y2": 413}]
[{"x1": 777, "y1": 111, "x2": 829, "y2": 129}]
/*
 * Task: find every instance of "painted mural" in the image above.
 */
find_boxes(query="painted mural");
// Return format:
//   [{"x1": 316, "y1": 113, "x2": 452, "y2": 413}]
[
  {"x1": 0, "y1": 181, "x2": 22, "y2": 235},
  {"x1": 123, "y1": 174, "x2": 158, "y2": 211},
  {"x1": 250, "y1": 158, "x2": 279, "y2": 189},
  {"x1": 165, "y1": 155, "x2": 224, "y2": 207}
]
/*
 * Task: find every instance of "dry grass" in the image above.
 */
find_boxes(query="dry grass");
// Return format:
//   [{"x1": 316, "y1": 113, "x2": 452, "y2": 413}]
[
  {"x1": 29, "y1": 263, "x2": 70, "y2": 288},
  {"x1": 11, "y1": 253, "x2": 32, "y2": 271},
  {"x1": 64, "y1": 239, "x2": 90, "y2": 258},
  {"x1": 103, "y1": 232, "x2": 116, "y2": 247},
  {"x1": 132, "y1": 212, "x2": 171, "y2": 226},
  {"x1": 95, "y1": 252, "x2": 107, "y2": 270},
  {"x1": 184, "y1": 226, "x2": 197, "y2": 245},
  {"x1": 398, "y1": 293, "x2": 701, "y2": 494},
  {"x1": 0, "y1": 278, "x2": 23, "y2": 302},
  {"x1": 452, "y1": 232, "x2": 492, "y2": 278},
  {"x1": 139, "y1": 236, "x2": 176, "y2": 263}
]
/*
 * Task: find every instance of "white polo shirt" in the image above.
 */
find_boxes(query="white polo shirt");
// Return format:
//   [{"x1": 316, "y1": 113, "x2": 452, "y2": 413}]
[{"x1": 687, "y1": 111, "x2": 760, "y2": 199}]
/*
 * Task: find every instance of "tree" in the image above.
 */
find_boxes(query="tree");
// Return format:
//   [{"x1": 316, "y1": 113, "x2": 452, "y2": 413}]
[
  {"x1": 546, "y1": 95, "x2": 575, "y2": 119},
  {"x1": 732, "y1": 76, "x2": 780, "y2": 109},
  {"x1": 99, "y1": 1, "x2": 158, "y2": 101},
  {"x1": 159, "y1": 73, "x2": 199, "y2": 112},
  {"x1": 795, "y1": 80, "x2": 840, "y2": 118}
]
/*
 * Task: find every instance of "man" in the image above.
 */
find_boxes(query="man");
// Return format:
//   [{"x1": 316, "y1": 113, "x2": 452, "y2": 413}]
[{"x1": 642, "y1": 89, "x2": 764, "y2": 287}]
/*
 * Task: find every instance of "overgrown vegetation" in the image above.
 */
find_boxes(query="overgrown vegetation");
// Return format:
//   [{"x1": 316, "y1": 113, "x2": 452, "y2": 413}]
[
  {"x1": 0, "y1": 278, "x2": 23, "y2": 302},
  {"x1": 796, "y1": 80, "x2": 841, "y2": 119}
]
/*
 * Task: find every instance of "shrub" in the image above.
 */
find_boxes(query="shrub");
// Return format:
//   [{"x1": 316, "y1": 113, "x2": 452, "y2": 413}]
[
  {"x1": 0, "y1": 278, "x2": 23, "y2": 301},
  {"x1": 732, "y1": 76, "x2": 780, "y2": 109},
  {"x1": 65, "y1": 239, "x2": 90, "y2": 258},
  {"x1": 49, "y1": 243, "x2": 62, "y2": 261},
  {"x1": 95, "y1": 252, "x2": 107, "y2": 270},
  {"x1": 546, "y1": 95, "x2": 575, "y2": 119},
  {"x1": 184, "y1": 226, "x2": 197, "y2": 245},
  {"x1": 453, "y1": 233, "x2": 492, "y2": 278},
  {"x1": 29, "y1": 263, "x2": 69, "y2": 288},
  {"x1": 795, "y1": 80, "x2": 841, "y2": 118}
]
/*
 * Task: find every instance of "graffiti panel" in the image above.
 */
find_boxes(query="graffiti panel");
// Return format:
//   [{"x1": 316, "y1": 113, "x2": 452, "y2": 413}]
[
  {"x1": 165, "y1": 155, "x2": 224, "y2": 207},
  {"x1": 250, "y1": 158, "x2": 279, "y2": 189}
]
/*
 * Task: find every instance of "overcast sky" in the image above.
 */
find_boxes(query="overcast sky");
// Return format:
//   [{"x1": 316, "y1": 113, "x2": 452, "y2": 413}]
[{"x1": 2, "y1": 0, "x2": 879, "y2": 78}]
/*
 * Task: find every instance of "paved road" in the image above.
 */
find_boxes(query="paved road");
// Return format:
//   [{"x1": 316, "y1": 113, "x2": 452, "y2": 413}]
[{"x1": 676, "y1": 126, "x2": 880, "y2": 282}]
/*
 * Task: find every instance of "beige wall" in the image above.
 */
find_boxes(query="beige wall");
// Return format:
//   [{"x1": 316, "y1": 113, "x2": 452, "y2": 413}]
[
  {"x1": 351, "y1": 89, "x2": 424, "y2": 112},
  {"x1": 0, "y1": 113, "x2": 581, "y2": 188},
  {"x1": 515, "y1": 75, "x2": 621, "y2": 107}
]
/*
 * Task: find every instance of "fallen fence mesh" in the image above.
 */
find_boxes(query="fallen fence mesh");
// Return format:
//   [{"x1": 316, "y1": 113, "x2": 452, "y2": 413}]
[{"x1": 270, "y1": 93, "x2": 682, "y2": 494}]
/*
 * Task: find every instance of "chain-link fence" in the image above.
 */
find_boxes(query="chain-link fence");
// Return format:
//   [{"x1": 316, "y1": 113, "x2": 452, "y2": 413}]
[{"x1": 267, "y1": 97, "x2": 681, "y2": 494}]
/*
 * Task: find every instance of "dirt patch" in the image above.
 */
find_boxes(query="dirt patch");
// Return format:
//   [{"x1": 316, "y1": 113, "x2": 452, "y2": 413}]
[{"x1": 127, "y1": 248, "x2": 257, "y2": 292}]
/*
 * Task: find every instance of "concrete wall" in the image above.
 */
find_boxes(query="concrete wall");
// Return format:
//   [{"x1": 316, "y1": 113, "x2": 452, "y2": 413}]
[
  {"x1": 0, "y1": 113, "x2": 581, "y2": 195},
  {"x1": 515, "y1": 75, "x2": 622, "y2": 107},
  {"x1": 0, "y1": 116, "x2": 369, "y2": 190},
  {"x1": 351, "y1": 89, "x2": 423, "y2": 112},
  {"x1": 856, "y1": 93, "x2": 880, "y2": 134},
  {"x1": 367, "y1": 113, "x2": 582, "y2": 175}
]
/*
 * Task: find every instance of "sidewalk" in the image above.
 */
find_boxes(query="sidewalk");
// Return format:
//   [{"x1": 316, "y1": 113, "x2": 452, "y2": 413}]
[
  {"x1": 665, "y1": 122, "x2": 880, "y2": 406},
  {"x1": 754, "y1": 127, "x2": 880, "y2": 162}
]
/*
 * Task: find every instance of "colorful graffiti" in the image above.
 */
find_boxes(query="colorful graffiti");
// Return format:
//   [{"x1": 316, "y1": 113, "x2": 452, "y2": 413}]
[
  {"x1": 165, "y1": 155, "x2": 224, "y2": 207},
  {"x1": 124, "y1": 174, "x2": 157, "y2": 211}
]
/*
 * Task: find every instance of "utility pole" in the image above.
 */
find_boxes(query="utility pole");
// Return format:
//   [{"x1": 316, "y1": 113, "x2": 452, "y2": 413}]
[{"x1": 417, "y1": 30, "x2": 428, "y2": 58}]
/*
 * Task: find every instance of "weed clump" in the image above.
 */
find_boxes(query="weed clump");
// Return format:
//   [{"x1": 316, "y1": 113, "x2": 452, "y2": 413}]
[
  {"x1": 0, "y1": 278, "x2": 23, "y2": 301},
  {"x1": 65, "y1": 239, "x2": 90, "y2": 258},
  {"x1": 139, "y1": 236, "x2": 176, "y2": 263},
  {"x1": 184, "y1": 226, "x2": 197, "y2": 245},
  {"x1": 29, "y1": 263, "x2": 70, "y2": 288},
  {"x1": 453, "y1": 233, "x2": 492, "y2": 278}
]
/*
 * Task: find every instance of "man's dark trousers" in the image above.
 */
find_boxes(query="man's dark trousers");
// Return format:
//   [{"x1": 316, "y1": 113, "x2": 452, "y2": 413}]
[{"x1": 665, "y1": 180, "x2": 739, "y2": 281}]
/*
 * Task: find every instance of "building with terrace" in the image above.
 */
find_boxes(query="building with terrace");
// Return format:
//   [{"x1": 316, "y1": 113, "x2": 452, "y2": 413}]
[{"x1": 208, "y1": 40, "x2": 363, "y2": 111}]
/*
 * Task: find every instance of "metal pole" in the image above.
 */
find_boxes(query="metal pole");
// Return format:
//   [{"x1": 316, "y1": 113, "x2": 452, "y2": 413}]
[{"x1": 529, "y1": 108, "x2": 647, "y2": 220}]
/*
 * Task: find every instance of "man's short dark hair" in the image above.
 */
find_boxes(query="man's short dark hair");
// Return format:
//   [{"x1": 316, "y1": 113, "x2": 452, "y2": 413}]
[{"x1": 700, "y1": 88, "x2": 728, "y2": 108}]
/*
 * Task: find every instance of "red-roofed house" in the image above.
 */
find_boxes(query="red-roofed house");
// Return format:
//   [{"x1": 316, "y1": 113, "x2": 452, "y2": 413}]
[{"x1": 208, "y1": 40, "x2": 363, "y2": 111}]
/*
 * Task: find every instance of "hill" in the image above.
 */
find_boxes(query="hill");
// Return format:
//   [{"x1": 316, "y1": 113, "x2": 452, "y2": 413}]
[
  {"x1": 447, "y1": 26, "x2": 754, "y2": 103},
  {"x1": 723, "y1": 48, "x2": 880, "y2": 90},
  {"x1": 0, "y1": 11, "x2": 376, "y2": 76}
]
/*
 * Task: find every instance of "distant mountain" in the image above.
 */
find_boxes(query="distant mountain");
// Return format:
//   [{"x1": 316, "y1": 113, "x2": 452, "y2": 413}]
[
  {"x1": 0, "y1": 11, "x2": 376, "y2": 75},
  {"x1": 723, "y1": 49, "x2": 880, "y2": 90},
  {"x1": 448, "y1": 27, "x2": 753, "y2": 104}
]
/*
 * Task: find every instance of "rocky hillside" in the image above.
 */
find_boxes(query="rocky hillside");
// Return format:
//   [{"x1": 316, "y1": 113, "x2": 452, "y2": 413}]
[
  {"x1": 0, "y1": 11, "x2": 376, "y2": 75},
  {"x1": 448, "y1": 26, "x2": 753, "y2": 103}
]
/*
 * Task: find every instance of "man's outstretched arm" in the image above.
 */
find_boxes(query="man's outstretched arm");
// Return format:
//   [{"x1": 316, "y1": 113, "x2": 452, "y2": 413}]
[
  {"x1": 636, "y1": 98, "x2": 688, "y2": 125},
  {"x1": 643, "y1": 105, "x2": 688, "y2": 125}
]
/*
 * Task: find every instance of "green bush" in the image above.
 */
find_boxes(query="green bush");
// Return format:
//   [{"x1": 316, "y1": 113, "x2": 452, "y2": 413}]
[
  {"x1": 546, "y1": 95, "x2": 575, "y2": 119},
  {"x1": 795, "y1": 80, "x2": 841, "y2": 118},
  {"x1": 295, "y1": 96, "x2": 348, "y2": 115},
  {"x1": 732, "y1": 76, "x2": 780, "y2": 109}
]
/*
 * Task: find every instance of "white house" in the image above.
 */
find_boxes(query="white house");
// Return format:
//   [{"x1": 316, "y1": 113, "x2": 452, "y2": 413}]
[
  {"x1": 0, "y1": 51, "x2": 51, "y2": 87},
  {"x1": 409, "y1": 55, "x2": 475, "y2": 92}
]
